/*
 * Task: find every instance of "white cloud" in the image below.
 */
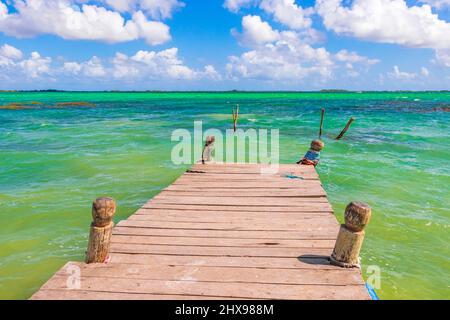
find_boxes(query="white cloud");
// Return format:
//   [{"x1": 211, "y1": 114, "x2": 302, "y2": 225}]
[
  {"x1": 0, "y1": 44, "x2": 221, "y2": 85},
  {"x1": 131, "y1": 11, "x2": 171, "y2": 45},
  {"x1": 387, "y1": 65, "x2": 417, "y2": 80},
  {"x1": 62, "y1": 62, "x2": 82, "y2": 74},
  {"x1": 18, "y1": 52, "x2": 52, "y2": 78},
  {"x1": 227, "y1": 15, "x2": 381, "y2": 83},
  {"x1": 103, "y1": 0, "x2": 185, "y2": 19},
  {"x1": 227, "y1": 28, "x2": 334, "y2": 82},
  {"x1": 434, "y1": 49, "x2": 450, "y2": 67},
  {"x1": 225, "y1": 0, "x2": 314, "y2": 30},
  {"x1": 334, "y1": 50, "x2": 380, "y2": 77},
  {"x1": 113, "y1": 48, "x2": 221, "y2": 80},
  {"x1": 0, "y1": 0, "x2": 171, "y2": 45},
  {"x1": 233, "y1": 15, "x2": 280, "y2": 47},
  {"x1": 1, "y1": 47, "x2": 51, "y2": 78},
  {"x1": 224, "y1": 0, "x2": 254, "y2": 12},
  {"x1": 0, "y1": 44, "x2": 23, "y2": 60},
  {"x1": 61, "y1": 47, "x2": 221, "y2": 81},
  {"x1": 420, "y1": 0, "x2": 450, "y2": 9},
  {"x1": 316, "y1": 0, "x2": 450, "y2": 50},
  {"x1": 0, "y1": 2, "x2": 7, "y2": 18},
  {"x1": 83, "y1": 56, "x2": 107, "y2": 77},
  {"x1": 420, "y1": 67, "x2": 430, "y2": 76},
  {"x1": 202, "y1": 65, "x2": 222, "y2": 81},
  {"x1": 335, "y1": 50, "x2": 380, "y2": 65},
  {"x1": 259, "y1": 0, "x2": 313, "y2": 30}
]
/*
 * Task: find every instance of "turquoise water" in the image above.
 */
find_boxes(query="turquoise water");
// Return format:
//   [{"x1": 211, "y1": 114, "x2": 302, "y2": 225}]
[{"x1": 0, "y1": 92, "x2": 449, "y2": 299}]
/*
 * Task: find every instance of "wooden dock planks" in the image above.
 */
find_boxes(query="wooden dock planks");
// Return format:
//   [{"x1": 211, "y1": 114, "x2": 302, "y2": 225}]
[{"x1": 31, "y1": 163, "x2": 370, "y2": 300}]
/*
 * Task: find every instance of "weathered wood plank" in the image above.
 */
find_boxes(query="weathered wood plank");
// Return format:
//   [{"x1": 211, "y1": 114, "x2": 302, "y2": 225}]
[
  {"x1": 31, "y1": 289, "x2": 238, "y2": 300},
  {"x1": 55, "y1": 262, "x2": 363, "y2": 286},
  {"x1": 128, "y1": 211, "x2": 334, "y2": 222},
  {"x1": 38, "y1": 274, "x2": 369, "y2": 300},
  {"x1": 142, "y1": 203, "x2": 334, "y2": 212},
  {"x1": 132, "y1": 208, "x2": 334, "y2": 218},
  {"x1": 109, "y1": 243, "x2": 333, "y2": 258},
  {"x1": 113, "y1": 226, "x2": 338, "y2": 239},
  {"x1": 116, "y1": 219, "x2": 338, "y2": 231},
  {"x1": 110, "y1": 253, "x2": 338, "y2": 270},
  {"x1": 160, "y1": 189, "x2": 327, "y2": 197},
  {"x1": 111, "y1": 235, "x2": 336, "y2": 248},
  {"x1": 149, "y1": 195, "x2": 329, "y2": 206}
]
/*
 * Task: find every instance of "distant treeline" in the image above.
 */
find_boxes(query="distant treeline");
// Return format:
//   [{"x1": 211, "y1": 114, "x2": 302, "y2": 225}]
[{"x1": 0, "y1": 89, "x2": 449, "y2": 93}]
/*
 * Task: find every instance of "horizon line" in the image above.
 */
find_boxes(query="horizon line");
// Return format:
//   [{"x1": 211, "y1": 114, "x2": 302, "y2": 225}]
[{"x1": 1, "y1": 89, "x2": 449, "y2": 93}]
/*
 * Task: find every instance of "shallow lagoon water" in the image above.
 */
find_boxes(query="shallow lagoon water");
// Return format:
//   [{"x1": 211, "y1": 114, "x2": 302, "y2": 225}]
[{"x1": 0, "y1": 92, "x2": 449, "y2": 299}]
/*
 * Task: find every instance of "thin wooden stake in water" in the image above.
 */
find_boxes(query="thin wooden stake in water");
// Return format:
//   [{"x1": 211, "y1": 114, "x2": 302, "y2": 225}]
[
  {"x1": 319, "y1": 108, "x2": 325, "y2": 139},
  {"x1": 335, "y1": 117, "x2": 355, "y2": 140},
  {"x1": 232, "y1": 104, "x2": 239, "y2": 133}
]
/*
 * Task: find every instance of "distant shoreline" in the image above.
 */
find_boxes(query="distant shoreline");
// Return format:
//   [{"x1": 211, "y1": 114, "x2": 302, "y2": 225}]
[{"x1": 0, "y1": 90, "x2": 449, "y2": 93}]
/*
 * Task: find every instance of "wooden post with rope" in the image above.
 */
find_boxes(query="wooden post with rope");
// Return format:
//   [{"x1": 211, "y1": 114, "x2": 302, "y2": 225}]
[
  {"x1": 201, "y1": 136, "x2": 215, "y2": 164},
  {"x1": 319, "y1": 108, "x2": 325, "y2": 139},
  {"x1": 330, "y1": 201, "x2": 371, "y2": 268},
  {"x1": 85, "y1": 197, "x2": 116, "y2": 264},
  {"x1": 335, "y1": 117, "x2": 355, "y2": 140},
  {"x1": 232, "y1": 104, "x2": 239, "y2": 133}
]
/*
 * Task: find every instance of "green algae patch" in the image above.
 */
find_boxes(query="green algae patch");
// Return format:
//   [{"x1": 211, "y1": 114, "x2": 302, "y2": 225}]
[
  {"x1": 0, "y1": 102, "x2": 37, "y2": 110},
  {"x1": 55, "y1": 101, "x2": 95, "y2": 107}
]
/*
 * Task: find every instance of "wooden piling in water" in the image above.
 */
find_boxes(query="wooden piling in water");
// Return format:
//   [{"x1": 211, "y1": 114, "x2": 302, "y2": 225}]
[
  {"x1": 319, "y1": 109, "x2": 325, "y2": 139},
  {"x1": 232, "y1": 104, "x2": 239, "y2": 133},
  {"x1": 85, "y1": 197, "x2": 116, "y2": 264},
  {"x1": 330, "y1": 201, "x2": 371, "y2": 268},
  {"x1": 335, "y1": 117, "x2": 355, "y2": 140}
]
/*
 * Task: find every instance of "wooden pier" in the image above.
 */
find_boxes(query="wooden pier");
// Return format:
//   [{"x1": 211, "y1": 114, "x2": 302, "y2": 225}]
[{"x1": 31, "y1": 163, "x2": 370, "y2": 300}]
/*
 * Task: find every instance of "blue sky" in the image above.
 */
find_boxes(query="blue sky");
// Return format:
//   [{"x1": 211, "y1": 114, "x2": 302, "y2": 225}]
[{"x1": 0, "y1": 0, "x2": 449, "y2": 90}]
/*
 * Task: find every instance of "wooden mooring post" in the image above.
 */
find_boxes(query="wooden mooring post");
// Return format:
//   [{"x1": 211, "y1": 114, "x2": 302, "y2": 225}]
[
  {"x1": 85, "y1": 197, "x2": 116, "y2": 264},
  {"x1": 201, "y1": 136, "x2": 215, "y2": 164},
  {"x1": 331, "y1": 201, "x2": 371, "y2": 268}
]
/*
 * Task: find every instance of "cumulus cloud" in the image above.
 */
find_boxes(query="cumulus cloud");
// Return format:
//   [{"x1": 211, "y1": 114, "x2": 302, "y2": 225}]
[
  {"x1": 232, "y1": 15, "x2": 280, "y2": 47},
  {"x1": 227, "y1": 21, "x2": 334, "y2": 82},
  {"x1": 224, "y1": 0, "x2": 254, "y2": 12},
  {"x1": 0, "y1": 43, "x2": 23, "y2": 60},
  {"x1": 225, "y1": 0, "x2": 314, "y2": 30},
  {"x1": 102, "y1": 0, "x2": 185, "y2": 19},
  {"x1": 1, "y1": 44, "x2": 51, "y2": 79},
  {"x1": 335, "y1": 50, "x2": 380, "y2": 66},
  {"x1": 433, "y1": 49, "x2": 450, "y2": 67},
  {"x1": 7, "y1": 51, "x2": 52, "y2": 78},
  {"x1": 0, "y1": 0, "x2": 171, "y2": 45},
  {"x1": 0, "y1": 1, "x2": 7, "y2": 18},
  {"x1": 0, "y1": 44, "x2": 221, "y2": 85},
  {"x1": 420, "y1": 0, "x2": 450, "y2": 9},
  {"x1": 421, "y1": 67, "x2": 430, "y2": 77},
  {"x1": 259, "y1": 0, "x2": 313, "y2": 30},
  {"x1": 108, "y1": 48, "x2": 222, "y2": 80},
  {"x1": 316, "y1": 0, "x2": 450, "y2": 50},
  {"x1": 387, "y1": 65, "x2": 417, "y2": 80},
  {"x1": 227, "y1": 15, "x2": 380, "y2": 83}
]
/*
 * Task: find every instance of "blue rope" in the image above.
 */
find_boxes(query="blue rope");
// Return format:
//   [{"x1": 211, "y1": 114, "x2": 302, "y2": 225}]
[
  {"x1": 365, "y1": 283, "x2": 379, "y2": 300},
  {"x1": 283, "y1": 174, "x2": 304, "y2": 180}
]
